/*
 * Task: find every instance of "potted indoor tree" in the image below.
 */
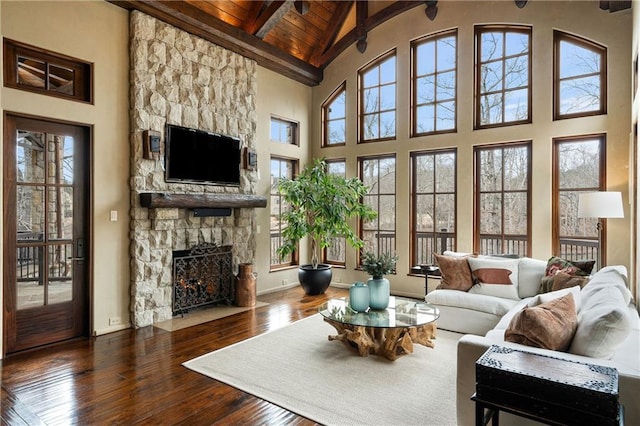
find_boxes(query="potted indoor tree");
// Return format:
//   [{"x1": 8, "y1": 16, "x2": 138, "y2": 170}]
[
  {"x1": 277, "y1": 158, "x2": 377, "y2": 295},
  {"x1": 361, "y1": 251, "x2": 398, "y2": 310}
]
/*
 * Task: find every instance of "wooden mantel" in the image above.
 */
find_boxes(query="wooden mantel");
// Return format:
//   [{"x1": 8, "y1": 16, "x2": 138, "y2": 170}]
[{"x1": 139, "y1": 192, "x2": 267, "y2": 209}]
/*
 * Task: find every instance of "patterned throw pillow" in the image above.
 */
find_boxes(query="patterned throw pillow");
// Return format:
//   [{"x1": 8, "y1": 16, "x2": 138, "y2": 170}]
[
  {"x1": 539, "y1": 256, "x2": 595, "y2": 293},
  {"x1": 434, "y1": 254, "x2": 474, "y2": 291},
  {"x1": 505, "y1": 293, "x2": 578, "y2": 351}
]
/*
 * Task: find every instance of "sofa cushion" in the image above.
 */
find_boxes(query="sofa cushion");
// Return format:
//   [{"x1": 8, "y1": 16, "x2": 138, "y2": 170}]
[
  {"x1": 467, "y1": 257, "x2": 520, "y2": 300},
  {"x1": 434, "y1": 253, "x2": 474, "y2": 291},
  {"x1": 535, "y1": 285, "x2": 582, "y2": 312},
  {"x1": 582, "y1": 265, "x2": 633, "y2": 306},
  {"x1": 505, "y1": 293, "x2": 578, "y2": 351},
  {"x1": 517, "y1": 257, "x2": 547, "y2": 298},
  {"x1": 426, "y1": 289, "x2": 519, "y2": 316},
  {"x1": 570, "y1": 279, "x2": 632, "y2": 359}
]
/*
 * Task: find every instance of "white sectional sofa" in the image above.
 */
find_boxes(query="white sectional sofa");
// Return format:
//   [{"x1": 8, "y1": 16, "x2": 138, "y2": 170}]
[{"x1": 425, "y1": 255, "x2": 640, "y2": 426}]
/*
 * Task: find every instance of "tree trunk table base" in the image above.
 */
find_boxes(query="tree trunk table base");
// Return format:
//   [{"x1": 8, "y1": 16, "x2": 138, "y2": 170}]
[{"x1": 323, "y1": 317, "x2": 437, "y2": 361}]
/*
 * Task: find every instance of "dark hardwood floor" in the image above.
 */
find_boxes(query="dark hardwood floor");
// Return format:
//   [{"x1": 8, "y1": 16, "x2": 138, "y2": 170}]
[{"x1": 1, "y1": 286, "x2": 349, "y2": 425}]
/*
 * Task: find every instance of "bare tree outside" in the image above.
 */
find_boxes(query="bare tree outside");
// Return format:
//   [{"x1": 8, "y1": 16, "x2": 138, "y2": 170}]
[
  {"x1": 477, "y1": 28, "x2": 530, "y2": 127},
  {"x1": 324, "y1": 159, "x2": 347, "y2": 264},
  {"x1": 557, "y1": 33, "x2": 605, "y2": 116},
  {"x1": 361, "y1": 53, "x2": 396, "y2": 141},
  {"x1": 360, "y1": 156, "x2": 396, "y2": 257},
  {"x1": 413, "y1": 31, "x2": 457, "y2": 135},
  {"x1": 324, "y1": 86, "x2": 346, "y2": 145}
]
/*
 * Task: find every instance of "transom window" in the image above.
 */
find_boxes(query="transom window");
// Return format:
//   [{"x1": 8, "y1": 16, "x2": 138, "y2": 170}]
[
  {"x1": 270, "y1": 116, "x2": 299, "y2": 145},
  {"x1": 410, "y1": 149, "x2": 457, "y2": 266},
  {"x1": 554, "y1": 31, "x2": 607, "y2": 120},
  {"x1": 474, "y1": 142, "x2": 531, "y2": 256},
  {"x1": 475, "y1": 26, "x2": 531, "y2": 129},
  {"x1": 322, "y1": 83, "x2": 347, "y2": 147},
  {"x1": 411, "y1": 30, "x2": 457, "y2": 136},
  {"x1": 270, "y1": 156, "x2": 298, "y2": 269},
  {"x1": 3, "y1": 38, "x2": 93, "y2": 103},
  {"x1": 359, "y1": 155, "x2": 396, "y2": 260},
  {"x1": 323, "y1": 159, "x2": 347, "y2": 266},
  {"x1": 553, "y1": 135, "x2": 605, "y2": 265},
  {"x1": 359, "y1": 50, "x2": 396, "y2": 143}
]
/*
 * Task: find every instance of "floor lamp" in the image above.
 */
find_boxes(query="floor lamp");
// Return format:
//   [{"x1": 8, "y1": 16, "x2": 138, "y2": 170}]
[{"x1": 577, "y1": 191, "x2": 624, "y2": 269}]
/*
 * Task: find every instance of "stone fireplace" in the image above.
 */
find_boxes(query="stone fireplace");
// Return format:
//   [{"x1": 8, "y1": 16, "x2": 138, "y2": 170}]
[{"x1": 128, "y1": 11, "x2": 261, "y2": 328}]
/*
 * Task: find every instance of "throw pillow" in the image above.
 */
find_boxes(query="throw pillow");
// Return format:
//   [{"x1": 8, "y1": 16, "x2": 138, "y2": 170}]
[
  {"x1": 467, "y1": 257, "x2": 520, "y2": 300},
  {"x1": 505, "y1": 293, "x2": 578, "y2": 351},
  {"x1": 549, "y1": 272, "x2": 589, "y2": 292},
  {"x1": 434, "y1": 254, "x2": 474, "y2": 291},
  {"x1": 539, "y1": 256, "x2": 595, "y2": 293}
]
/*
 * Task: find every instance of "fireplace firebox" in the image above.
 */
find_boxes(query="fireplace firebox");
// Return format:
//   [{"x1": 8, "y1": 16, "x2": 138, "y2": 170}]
[{"x1": 172, "y1": 243, "x2": 233, "y2": 315}]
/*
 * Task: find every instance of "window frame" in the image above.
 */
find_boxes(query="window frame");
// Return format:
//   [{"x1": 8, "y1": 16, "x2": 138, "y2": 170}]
[
  {"x1": 410, "y1": 148, "x2": 457, "y2": 267},
  {"x1": 270, "y1": 115, "x2": 300, "y2": 146},
  {"x1": 410, "y1": 29, "x2": 458, "y2": 137},
  {"x1": 357, "y1": 154, "x2": 397, "y2": 266},
  {"x1": 552, "y1": 134, "x2": 606, "y2": 264},
  {"x1": 474, "y1": 25, "x2": 532, "y2": 130},
  {"x1": 322, "y1": 82, "x2": 347, "y2": 148},
  {"x1": 269, "y1": 156, "x2": 299, "y2": 270},
  {"x1": 358, "y1": 49, "x2": 397, "y2": 144},
  {"x1": 473, "y1": 141, "x2": 532, "y2": 256},
  {"x1": 3, "y1": 38, "x2": 93, "y2": 104},
  {"x1": 553, "y1": 30, "x2": 607, "y2": 120},
  {"x1": 322, "y1": 158, "x2": 348, "y2": 267}
]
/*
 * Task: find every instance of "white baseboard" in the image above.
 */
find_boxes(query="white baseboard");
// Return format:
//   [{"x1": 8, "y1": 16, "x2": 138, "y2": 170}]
[{"x1": 94, "y1": 322, "x2": 131, "y2": 336}]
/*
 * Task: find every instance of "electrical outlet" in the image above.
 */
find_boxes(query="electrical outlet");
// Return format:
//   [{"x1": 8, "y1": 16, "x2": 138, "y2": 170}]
[
  {"x1": 335, "y1": 276, "x2": 342, "y2": 283},
  {"x1": 282, "y1": 279, "x2": 289, "y2": 286},
  {"x1": 109, "y1": 317, "x2": 121, "y2": 326}
]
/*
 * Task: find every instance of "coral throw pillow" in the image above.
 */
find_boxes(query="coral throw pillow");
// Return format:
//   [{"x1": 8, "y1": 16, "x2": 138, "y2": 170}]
[
  {"x1": 505, "y1": 293, "x2": 578, "y2": 351},
  {"x1": 434, "y1": 254, "x2": 474, "y2": 291}
]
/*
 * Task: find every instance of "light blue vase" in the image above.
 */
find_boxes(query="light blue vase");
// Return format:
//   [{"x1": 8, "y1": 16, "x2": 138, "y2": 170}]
[
  {"x1": 368, "y1": 277, "x2": 390, "y2": 310},
  {"x1": 349, "y1": 282, "x2": 370, "y2": 312}
]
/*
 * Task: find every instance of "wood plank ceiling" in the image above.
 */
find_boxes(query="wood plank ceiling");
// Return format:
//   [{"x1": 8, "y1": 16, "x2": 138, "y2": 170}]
[{"x1": 110, "y1": 0, "x2": 631, "y2": 86}]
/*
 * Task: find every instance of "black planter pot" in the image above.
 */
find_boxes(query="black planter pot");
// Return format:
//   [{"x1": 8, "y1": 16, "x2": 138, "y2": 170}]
[{"x1": 298, "y1": 264, "x2": 332, "y2": 295}]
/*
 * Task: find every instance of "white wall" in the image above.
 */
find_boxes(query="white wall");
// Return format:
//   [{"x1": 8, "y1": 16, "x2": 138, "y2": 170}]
[
  {"x1": 1, "y1": 0, "x2": 131, "y2": 342},
  {"x1": 311, "y1": 1, "x2": 633, "y2": 298}
]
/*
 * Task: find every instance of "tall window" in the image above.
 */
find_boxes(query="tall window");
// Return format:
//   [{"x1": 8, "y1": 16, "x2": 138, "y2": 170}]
[
  {"x1": 411, "y1": 150, "x2": 457, "y2": 266},
  {"x1": 270, "y1": 156, "x2": 298, "y2": 269},
  {"x1": 322, "y1": 83, "x2": 346, "y2": 147},
  {"x1": 554, "y1": 31, "x2": 607, "y2": 120},
  {"x1": 474, "y1": 142, "x2": 531, "y2": 256},
  {"x1": 411, "y1": 30, "x2": 457, "y2": 136},
  {"x1": 270, "y1": 116, "x2": 299, "y2": 145},
  {"x1": 359, "y1": 155, "x2": 396, "y2": 260},
  {"x1": 359, "y1": 50, "x2": 396, "y2": 142},
  {"x1": 475, "y1": 26, "x2": 531, "y2": 129},
  {"x1": 553, "y1": 135, "x2": 605, "y2": 264},
  {"x1": 323, "y1": 159, "x2": 347, "y2": 266}
]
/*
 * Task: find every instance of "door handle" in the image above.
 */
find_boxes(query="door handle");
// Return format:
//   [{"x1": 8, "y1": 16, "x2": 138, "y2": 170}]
[{"x1": 68, "y1": 257, "x2": 84, "y2": 261}]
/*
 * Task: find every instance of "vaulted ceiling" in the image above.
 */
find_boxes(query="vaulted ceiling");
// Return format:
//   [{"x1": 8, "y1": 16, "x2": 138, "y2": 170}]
[{"x1": 111, "y1": 0, "x2": 631, "y2": 86}]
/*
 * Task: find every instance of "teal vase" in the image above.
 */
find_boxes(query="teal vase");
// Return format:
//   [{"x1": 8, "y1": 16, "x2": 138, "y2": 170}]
[
  {"x1": 349, "y1": 282, "x2": 369, "y2": 312},
  {"x1": 368, "y1": 277, "x2": 390, "y2": 310}
]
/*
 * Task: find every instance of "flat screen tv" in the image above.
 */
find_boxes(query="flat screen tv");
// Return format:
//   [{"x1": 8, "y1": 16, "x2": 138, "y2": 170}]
[{"x1": 165, "y1": 124, "x2": 241, "y2": 186}]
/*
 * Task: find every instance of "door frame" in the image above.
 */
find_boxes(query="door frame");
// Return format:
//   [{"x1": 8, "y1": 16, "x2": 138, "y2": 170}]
[{"x1": 2, "y1": 111, "x2": 93, "y2": 356}]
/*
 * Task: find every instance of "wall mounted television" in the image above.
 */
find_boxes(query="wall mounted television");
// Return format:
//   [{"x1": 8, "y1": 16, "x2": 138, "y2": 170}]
[{"x1": 165, "y1": 124, "x2": 241, "y2": 186}]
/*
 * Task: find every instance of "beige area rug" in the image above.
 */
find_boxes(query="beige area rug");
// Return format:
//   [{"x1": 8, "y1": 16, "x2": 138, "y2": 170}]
[
  {"x1": 184, "y1": 314, "x2": 461, "y2": 425},
  {"x1": 154, "y1": 301, "x2": 268, "y2": 332}
]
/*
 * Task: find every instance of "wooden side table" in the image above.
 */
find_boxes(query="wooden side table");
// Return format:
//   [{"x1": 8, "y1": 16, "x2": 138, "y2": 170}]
[{"x1": 472, "y1": 345, "x2": 622, "y2": 426}]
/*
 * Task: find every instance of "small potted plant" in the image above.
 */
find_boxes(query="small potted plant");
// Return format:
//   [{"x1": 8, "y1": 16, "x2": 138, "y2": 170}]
[{"x1": 361, "y1": 251, "x2": 398, "y2": 310}]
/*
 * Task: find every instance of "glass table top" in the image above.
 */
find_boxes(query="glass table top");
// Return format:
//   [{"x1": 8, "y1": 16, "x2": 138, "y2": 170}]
[{"x1": 318, "y1": 296, "x2": 440, "y2": 328}]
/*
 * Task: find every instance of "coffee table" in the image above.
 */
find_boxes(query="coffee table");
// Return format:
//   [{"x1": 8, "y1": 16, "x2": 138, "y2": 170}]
[{"x1": 318, "y1": 296, "x2": 440, "y2": 361}]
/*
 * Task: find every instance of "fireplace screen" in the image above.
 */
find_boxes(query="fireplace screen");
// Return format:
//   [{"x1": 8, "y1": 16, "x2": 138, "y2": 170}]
[{"x1": 172, "y1": 243, "x2": 233, "y2": 315}]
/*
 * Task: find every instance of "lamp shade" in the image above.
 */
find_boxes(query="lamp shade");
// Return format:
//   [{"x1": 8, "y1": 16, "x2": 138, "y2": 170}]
[{"x1": 578, "y1": 191, "x2": 624, "y2": 219}]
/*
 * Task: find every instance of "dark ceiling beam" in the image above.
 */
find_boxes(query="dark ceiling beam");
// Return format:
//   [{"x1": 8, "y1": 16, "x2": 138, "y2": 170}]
[
  {"x1": 254, "y1": 1, "x2": 294, "y2": 39},
  {"x1": 318, "y1": 1, "x2": 422, "y2": 69},
  {"x1": 309, "y1": 1, "x2": 354, "y2": 67},
  {"x1": 110, "y1": 0, "x2": 322, "y2": 86},
  {"x1": 355, "y1": 1, "x2": 368, "y2": 53},
  {"x1": 599, "y1": 1, "x2": 632, "y2": 12}
]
